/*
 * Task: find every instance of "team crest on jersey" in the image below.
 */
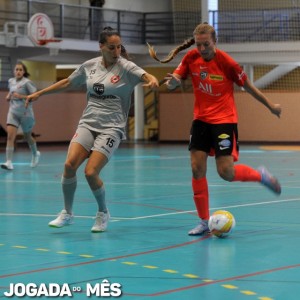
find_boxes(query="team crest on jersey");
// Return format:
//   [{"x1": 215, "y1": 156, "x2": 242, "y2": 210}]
[
  {"x1": 200, "y1": 71, "x2": 208, "y2": 79},
  {"x1": 111, "y1": 75, "x2": 120, "y2": 83},
  {"x1": 93, "y1": 83, "x2": 104, "y2": 95}
]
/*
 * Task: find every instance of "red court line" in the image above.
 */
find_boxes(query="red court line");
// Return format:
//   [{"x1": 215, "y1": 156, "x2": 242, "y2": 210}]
[{"x1": 0, "y1": 236, "x2": 210, "y2": 279}]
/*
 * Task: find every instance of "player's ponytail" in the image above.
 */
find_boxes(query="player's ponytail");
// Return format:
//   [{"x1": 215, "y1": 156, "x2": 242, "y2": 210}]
[
  {"x1": 147, "y1": 22, "x2": 217, "y2": 63},
  {"x1": 147, "y1": 38, "x2": 195, "y2": 63}
]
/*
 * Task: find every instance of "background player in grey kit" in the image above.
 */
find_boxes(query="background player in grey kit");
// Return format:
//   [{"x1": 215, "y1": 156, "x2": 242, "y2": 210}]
[
  {"x1": 26, "y1": 27, "x2": 159, "y2": 232},
  {"x1": 1, "y1": 61, "x2": 40, "y2": 170}
]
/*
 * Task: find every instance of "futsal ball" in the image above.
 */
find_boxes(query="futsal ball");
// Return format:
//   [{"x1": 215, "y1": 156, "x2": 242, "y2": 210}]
[{"x1": 208, "y1": 210, "x2": 236, "y2": 238}]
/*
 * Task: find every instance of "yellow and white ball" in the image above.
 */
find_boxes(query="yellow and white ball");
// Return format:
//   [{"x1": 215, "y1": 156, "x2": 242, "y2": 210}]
[{"x1": 208, "y1": 210, "x2": 236, "y2": 238}]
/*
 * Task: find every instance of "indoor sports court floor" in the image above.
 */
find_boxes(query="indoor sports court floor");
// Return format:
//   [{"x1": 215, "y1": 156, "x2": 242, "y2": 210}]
[{"x1": 0, "y1": 142, "x2": 299, "y2": 299}]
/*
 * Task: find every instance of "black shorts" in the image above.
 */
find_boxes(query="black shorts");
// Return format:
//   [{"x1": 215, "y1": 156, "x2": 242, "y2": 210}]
[{"x1": 188, "y1": 120, "x2": 239, "y2": 161}]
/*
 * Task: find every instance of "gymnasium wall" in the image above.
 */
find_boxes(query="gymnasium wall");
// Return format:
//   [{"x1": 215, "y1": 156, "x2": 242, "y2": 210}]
[
  {"x1": 1, "y1": 90, "x2": 299, "y2": 143},
  {"x1": 159, "y1": 92, "x2": 300, "y2": 143},
  {"x1": 0, "y1": 91, "x2": 86, "y2": 142}
]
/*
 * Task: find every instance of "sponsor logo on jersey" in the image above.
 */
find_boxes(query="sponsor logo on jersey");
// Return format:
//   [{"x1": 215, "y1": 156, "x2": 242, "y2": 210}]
[
  {"x1": 90, "y1": 94, "x2": 117, "y2": 100},
  {"x1": 198, "y1": 82, "x2": 212, "y2": 94},
  {"x1": 93, "y1": 83, "x2": 104, "y2": 95},
  {"x1": 110, "y1": 75, "x2": 120, "y2": 83},
  {"x1": 209, "y1": 74, "x2": 223, "y2": 81},
  {"x1": 218, "y1": 133, "x2": 230, "y2": 139}
]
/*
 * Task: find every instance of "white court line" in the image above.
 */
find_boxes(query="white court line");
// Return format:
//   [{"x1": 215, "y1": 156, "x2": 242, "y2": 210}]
[
  {"x1": 0, "y1": 180, "x2": 298, "y2": 192},
  {"x1": 0, "y1": 179, "x2": 233, "y2": 187},
  {"x1": 106, "y1": 197, "x2": 300, "y2": 220},
  {"x1": 0, "y1": 179, "x2": 248, "y2": 187},
  {"x1": 0, "y1": 176, "x2": 297, "y2": 189},
  {"x1": 1, "y1": 197, "x2": 300, "y2": 221},
  {"x1": 24, "y1": 156, "x2": 190, "y2": 166}
]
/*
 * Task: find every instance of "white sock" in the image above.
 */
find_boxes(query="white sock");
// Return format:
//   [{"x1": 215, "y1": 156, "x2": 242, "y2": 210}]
[
  {"x1": 93, "y1": 186, "x2": 107, "y2": 213},
  {"x1": 6, "y1": 147, "x2": 14, "y2": 162},
  {"x1": 61, "y1": 176, "x2": 77, "y2": 214}
]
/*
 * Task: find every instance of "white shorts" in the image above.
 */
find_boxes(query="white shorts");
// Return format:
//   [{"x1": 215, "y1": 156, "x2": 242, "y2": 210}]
[
  {"x1": 70, "y1": 127, "x2": 121, "y2": 160},
  {"x1": 7, "y1": 110, "x2": 35, "y2": 132}
]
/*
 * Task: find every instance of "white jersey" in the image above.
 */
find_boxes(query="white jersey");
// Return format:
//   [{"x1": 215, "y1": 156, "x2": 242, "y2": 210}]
[
  {"x1": 8, "y1": 77, "x2": 37, "y2": 115},
  {"x1": 68, "y1": 56, "x2": 146, "y2": 139}
]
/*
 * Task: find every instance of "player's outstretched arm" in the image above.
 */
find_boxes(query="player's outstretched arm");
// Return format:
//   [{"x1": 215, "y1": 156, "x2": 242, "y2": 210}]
[
  {"x1": 243, "y1": 78, "x2": 282, "y2": 118},
  {"x1": 164, "y1": 73, "x2": 182, "y2": 90},
  {"x1": 141, "y1": 73, "x2": 159, "y2": 89},
  {"x1": 25, "y1": 78, "x2": 71, "y2": 108}
]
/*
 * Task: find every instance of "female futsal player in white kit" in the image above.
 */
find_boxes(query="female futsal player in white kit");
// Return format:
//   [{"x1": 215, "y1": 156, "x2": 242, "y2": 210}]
[
  {"x1": 26, "y1": 27, "x2": 159, "y2": 232},
  {"x1": 1, "y1": 62, "x2": 40, "y2": 170}
]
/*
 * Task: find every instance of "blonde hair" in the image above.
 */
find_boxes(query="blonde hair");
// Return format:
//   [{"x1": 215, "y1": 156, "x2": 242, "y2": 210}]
[
  {"x1": 193, "y1": 23, "x2": 216, "y2": 42},
  {"x1": 147, "y1": 23, "x2": 216, "y2": 63}
]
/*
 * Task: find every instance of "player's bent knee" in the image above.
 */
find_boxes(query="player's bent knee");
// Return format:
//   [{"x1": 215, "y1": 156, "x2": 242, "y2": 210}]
[
  {"x1": 64, "y1": 160, "x2": 78, "y2": 173},
  {"x1": 218, "y1": 168, "x2": 234, "y2": 181}
]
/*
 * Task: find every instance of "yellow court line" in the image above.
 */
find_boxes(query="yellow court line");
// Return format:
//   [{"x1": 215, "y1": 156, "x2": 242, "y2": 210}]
[
  {"x1": 2, "y1": 243, "x2": 274, "y2": 299},
  {"x1": 222, "y1": 284, "x2": 238, "y2": 289},
  {"x1": 183, "y1": 274, "x2": 199, "y2": 278},
  {"x1": 122, "y1": 261, "x2": 138, "y2": 265},
  {"x1": 163, "y1": 269, "x2": 178, "y2": 274},
  {"x1": 79, "y1": 254, "x2": 94, "y2": 258},
  {"x1": 241, "y1": 290, "x2": 257, "y2": 295},
  {"x1": 143, "y1": 265, "x2": 159, "y2": 269}
]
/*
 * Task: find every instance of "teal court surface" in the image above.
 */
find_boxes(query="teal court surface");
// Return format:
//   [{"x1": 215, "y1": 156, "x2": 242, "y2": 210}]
[{"x1": 0, "y1": 142, "x2": 299, "y2": 299}]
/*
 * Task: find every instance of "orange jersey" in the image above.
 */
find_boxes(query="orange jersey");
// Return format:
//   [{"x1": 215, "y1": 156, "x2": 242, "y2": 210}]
[{"x1": 174, "y1": 48, "x2": 247, "y2": 124}]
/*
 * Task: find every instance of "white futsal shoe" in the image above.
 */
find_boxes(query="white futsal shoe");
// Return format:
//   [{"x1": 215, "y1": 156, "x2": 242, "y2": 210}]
[
  {"x1": 48, "y1": 210, "x2": 74, "y2": 228},
  {"x1": 1, "y1": 161, "x2": 14, "y2": 170},
  {"x1": 188, "y1": 220, "x2": 209, "y2": 236},
  {"x1": 31, "y1": 151, "x2": 41, "y2": 168},
  {"x1": 91, "y1": 211, "x2": 110, "y2": 233}
]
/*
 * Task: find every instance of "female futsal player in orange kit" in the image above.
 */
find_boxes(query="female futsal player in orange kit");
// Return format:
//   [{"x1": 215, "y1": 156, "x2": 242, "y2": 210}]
[{"x1": 148, "y1": 22, "x2": 282, "y2": 235}]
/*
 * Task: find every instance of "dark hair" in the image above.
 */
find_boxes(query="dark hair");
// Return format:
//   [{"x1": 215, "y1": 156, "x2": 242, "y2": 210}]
[
  {"x1": 15, "y1": 61, "x2": 30, "y2": 77},
  {"x1": 99, "y1": 26, "x2": 129, "y2": 59},
  {"x1": 147, "y1": 23, "x2": 216, "y2": 63}
]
